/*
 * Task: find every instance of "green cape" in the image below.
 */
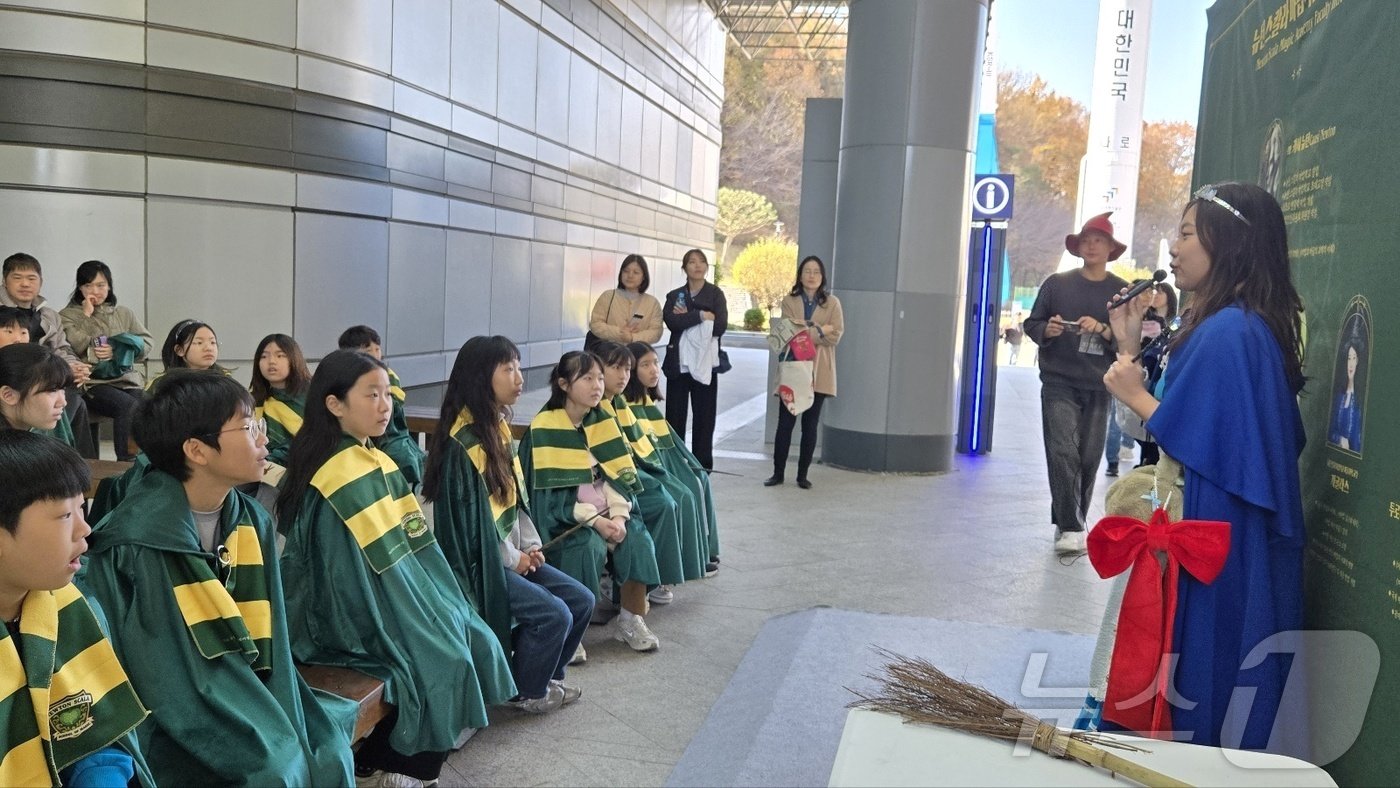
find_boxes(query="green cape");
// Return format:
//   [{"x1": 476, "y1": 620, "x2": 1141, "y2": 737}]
[
  {"x1": 379, "y1": 369, "x2": 426, "y2": 487},
  {"x1": 518, "y1": 426, "x2": 660, "y2": 599},
  {"x1": 280, "y1": 439, "x2": 514, "y2": 754},
  {"x1": 632, "y1": 399, "x2": 720, "y2": 560},
  {"x1": 78, "y1": 470, "x2": 355, "y2": 786}
]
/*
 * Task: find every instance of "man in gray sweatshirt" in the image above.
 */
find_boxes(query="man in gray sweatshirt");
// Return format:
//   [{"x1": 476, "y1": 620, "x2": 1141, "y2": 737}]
[{"x1": 1023, "y1": 214, "x2": 1129, "y2": 554}]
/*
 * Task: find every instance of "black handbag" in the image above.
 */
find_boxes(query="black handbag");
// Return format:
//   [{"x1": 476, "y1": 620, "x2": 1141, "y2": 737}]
[
  {"x1": 715, "y1": 348, "x2": 732, "y2": 374},
  {"x1": 584, "y1": 291, "x2": 617, "y2": 352}
]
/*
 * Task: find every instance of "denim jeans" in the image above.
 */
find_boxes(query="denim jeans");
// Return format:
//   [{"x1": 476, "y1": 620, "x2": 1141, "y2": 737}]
[{"x1": 505, "y1": 562, "x2": 594, "y2": 699}]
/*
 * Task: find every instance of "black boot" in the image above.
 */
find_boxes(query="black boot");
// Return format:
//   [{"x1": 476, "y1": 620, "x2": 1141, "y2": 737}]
[{"x1": 763, "y1": 472, "x2": 784, "y2": 486}]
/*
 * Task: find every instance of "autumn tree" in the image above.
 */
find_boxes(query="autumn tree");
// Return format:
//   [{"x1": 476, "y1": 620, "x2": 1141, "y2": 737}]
[
  {"x1": 715, "y1": 187, "x2": 778, "y2": 274},
  {"x1": 1133, "y1": 120, "x2": 1195, "y2": 262},
  {"x1": 731, "y1": 237, "x2": 798, "y2": 311},
  {"x1": 720, "y1": 44, "x2": 844, "y2": 240},
  {"x1": 995, "y1": 70, "x2": 1194, "y2": 286}
]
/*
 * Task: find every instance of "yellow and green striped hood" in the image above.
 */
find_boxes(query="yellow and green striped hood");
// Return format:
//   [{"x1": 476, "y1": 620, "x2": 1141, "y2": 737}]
[
  {"x1": 311, "y1": 438, "x2": 434, "y2": 574},
  {"x1": 0, "y1": 584, "x2": 148, "y2": 784},
  {"x1": 167, "y1": 521, "x2": 273, "y2": 672},
  {"x1": 526, "y1": 407, "x2": 642, "y2": 494},
  {"x1": 630, "y1": 397, "x2": 676, "y2": 449},
  {"x1": 450, "y1": 410, "x2": 527, "y2": 542}
]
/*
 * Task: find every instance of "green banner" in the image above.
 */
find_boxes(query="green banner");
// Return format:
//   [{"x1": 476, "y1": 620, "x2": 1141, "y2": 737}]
[{"x1": 1196, "y1": 0, "x2": 1397, "y2": 782}]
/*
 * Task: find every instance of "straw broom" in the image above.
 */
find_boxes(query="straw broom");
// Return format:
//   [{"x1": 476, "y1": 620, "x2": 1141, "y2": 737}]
[{"x1": 846, "y1": 647, "x2": 1191, "y2": 788}]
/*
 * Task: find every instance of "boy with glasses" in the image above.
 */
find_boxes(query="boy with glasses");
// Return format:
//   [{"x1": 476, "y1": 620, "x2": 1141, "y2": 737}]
[{"x1": 77, "y1": 370, "x2": 355, "y2": 785}]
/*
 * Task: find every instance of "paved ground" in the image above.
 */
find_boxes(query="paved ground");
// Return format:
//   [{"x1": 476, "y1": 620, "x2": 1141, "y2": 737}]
[{"x1": 441, "y1": 355, "x2": 1122, "y2": 786}]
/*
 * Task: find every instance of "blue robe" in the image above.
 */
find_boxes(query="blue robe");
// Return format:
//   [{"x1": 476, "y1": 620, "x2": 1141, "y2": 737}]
[
  {"x1": 1145, "y1": 305, "x2": 1305, "y2": 751},
  {"x1": 1327, "y1": 389, "x2": 1362, "y2": 452}
]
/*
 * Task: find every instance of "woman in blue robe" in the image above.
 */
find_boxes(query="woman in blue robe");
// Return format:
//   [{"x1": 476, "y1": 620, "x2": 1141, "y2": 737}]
[{"x1": 1104, "y1": 182, "x2": 1306, "y2": 753}]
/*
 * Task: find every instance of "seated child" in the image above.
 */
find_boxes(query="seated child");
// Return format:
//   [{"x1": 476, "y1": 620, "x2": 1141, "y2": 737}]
[
  {"x1": 275, "y1": 350, "x2": 514, "y2": 787},
  {"x1": 251, "y1": 332, "x2": 312, "y2": 469},
  {"x1": 336, "y1": 326, "x2": 426, "y2": 487},
  {"x1": 148, "y1": 320, "x2": 228, "y2": 389},
  {"x1": 0, "y1": 305, "x2": 31, "y2": 347},
  {"x1": 0, "y1": 343, "x2": 78, "y2": 447},
  {"x1": 0, "y1": 430, "x2": 152, "y2": 787},
  {"x1": 594, "y1": 341, "x2": 698, "y2": 602},
  {"x1": 518, "y1": 351, "x2": 664, "y2": 652},
  {"x1": 78, "y1": 370, "x2": 355, "y2": 785},
  {"x1": 626, "y1": 341, "x2": 720, "y2": 575},
  {"x1": 2, "y1": 253, "x2": 96, "y2": 458},
  {"x1": 423, "y1": 336, "x2": 593, "y2": 714}
]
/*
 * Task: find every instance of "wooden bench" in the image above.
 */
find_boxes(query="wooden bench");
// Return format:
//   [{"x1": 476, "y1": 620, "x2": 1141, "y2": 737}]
[
  {"x1": 81, "y1": 463, "x2": 394, "y2": 745},
  {"x1": 85, "y1": 459, "x2": 134, "y2": 499},
  {"x1": 297, "y1": 664, "x2": 391, "y2": 744}
]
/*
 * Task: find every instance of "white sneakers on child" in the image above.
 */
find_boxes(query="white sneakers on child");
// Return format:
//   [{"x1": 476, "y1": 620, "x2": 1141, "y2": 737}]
[
  {"x1": 614, "y1": 615, "x2": 660, "y2": 652},
  {"x1": 506, "y1": 682, "x2": 564, "y2": 714},
  {"x1": 568, "y1": 643, "x2": 587, "y2": 665},
  {"x1": 1054, "y1": 530, "x2": 1087, "y2": 555},
  {"x1": 647, "y1": 585, "x2": 674, "y2": 605},
  {"x1": 551, "y1": 679, "x2": 582, "y2": 705}
]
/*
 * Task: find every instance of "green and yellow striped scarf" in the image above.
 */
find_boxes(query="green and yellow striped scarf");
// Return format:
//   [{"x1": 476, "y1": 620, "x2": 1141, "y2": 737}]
[
  {"x1": 311, "y1": 439, "x2": 434, "y2": 574},
  {"x1": 450, "y1": 410, "x2": 528, "y2": 542},
  {"x1": 527, "y1": 407, "x2": 642, "y2": 494},
  {"x1": 602, "y1": 396, "x2": 659, "y2": 466},
  {"x1": 387, "y1": 368, "x2": 407, "y2": 404},
  {"x1": 255, "y1": 389, "x2": 305, "y2": 447},
  {"x1": 0, "y1": 584, "x2": 148, "y2": 784},
  {"x1": 630, "y1": 397, "x2": 676, "y2": 449},
  {"x1": 167, "y1": 522, "x2": 274, "y2": 673}
]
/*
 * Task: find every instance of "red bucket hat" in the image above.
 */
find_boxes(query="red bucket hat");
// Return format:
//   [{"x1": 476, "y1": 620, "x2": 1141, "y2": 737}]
[{"x1": 1065, "y1": 212, "x2": 1128, "y2": 261}]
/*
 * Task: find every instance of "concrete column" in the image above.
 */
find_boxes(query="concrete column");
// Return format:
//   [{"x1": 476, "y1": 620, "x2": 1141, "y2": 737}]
[
  {"x1": 768, "y1": 97, "x2": 843, "y2": 444},
  {"x1": 823, "y1": 0, "x2": 988, "y2": 473}
]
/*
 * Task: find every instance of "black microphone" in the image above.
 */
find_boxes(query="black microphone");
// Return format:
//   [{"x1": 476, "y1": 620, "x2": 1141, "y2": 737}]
[{"x1": 1108, "y1": 269, "x2": 1168, "y2": 310}]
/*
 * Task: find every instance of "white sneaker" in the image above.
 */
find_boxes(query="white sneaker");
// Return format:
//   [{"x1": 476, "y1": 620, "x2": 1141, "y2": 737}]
[
  {"x1": 648, "y1": 585, "x2": 674, "y2": 605},
  {"x1": 550, "y1": 679, "x2": 582, "y2": 705},
  {"x1": 1119, "y1": 446, "x2": 1136, "y2": 462},
  {"x1": 1054, "y1": 530, "x2": 1087, "y2": 555},
  {"x1": 614, "y1": 615, "x2": 660, "y2": 652},
  {"x1": 569, "y1": 643, "x2": 587, "y2": 665},
  {"x1": 355, "y1": 770, "x2": 434, "y2": 787}
]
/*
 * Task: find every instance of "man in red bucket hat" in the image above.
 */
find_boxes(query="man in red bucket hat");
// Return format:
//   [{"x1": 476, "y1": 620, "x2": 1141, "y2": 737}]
[{"x1": 1023, "y1": 212, "x2": 1130, "y2": 554}]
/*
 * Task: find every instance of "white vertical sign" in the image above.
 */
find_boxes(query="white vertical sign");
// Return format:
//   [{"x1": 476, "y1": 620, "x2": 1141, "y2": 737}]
[
  {"x1": 979, "y1": 11, "x2": 998, "y2": 115},
  {"x1": 1072, "y1": 0, "x2": 1153, "y2": 266}
]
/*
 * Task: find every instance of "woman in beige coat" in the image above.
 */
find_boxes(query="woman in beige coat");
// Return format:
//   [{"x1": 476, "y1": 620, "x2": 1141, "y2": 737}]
[
  {"x1": 588, "y1": 254, "x2": 663, "y2": 346},
  {"x1": 765, "y1": 255, "x2": 843, "y2": 489}
]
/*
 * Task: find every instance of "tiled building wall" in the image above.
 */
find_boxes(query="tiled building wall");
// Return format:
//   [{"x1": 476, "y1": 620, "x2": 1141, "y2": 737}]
[{"x1": 0, "y1": 0, "x2": 725, "y2": 388}]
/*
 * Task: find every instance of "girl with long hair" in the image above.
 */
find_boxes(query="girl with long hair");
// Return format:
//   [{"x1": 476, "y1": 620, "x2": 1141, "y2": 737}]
[
  {"x1": 422, "y1": 336, "x2": 593, "y2": 713},
  {"x1": 275, "y1": 350, "x2": 514, "y2": 786},
  {"x1": 624, "y1": 341, "x2": 720, "y2": 575},
  {"x1": 594, "y1": 340, "x2": 698, "y2": 601},
  {"x1": 249, "y1": 333, "x2": 312, "y2": 466},
  {"x1": 1104, "y1": 181, "x2": 1306, "y2": 750},
  {"x1": 518, "y1": 351, "x2": 664, "y2": 652}
]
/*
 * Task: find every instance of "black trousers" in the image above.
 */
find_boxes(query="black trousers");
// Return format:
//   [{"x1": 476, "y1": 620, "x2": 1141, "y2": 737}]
[
  {"x1": 665, "y1": 372, "x2": 718, "y2": 470},
  {"x1": 773, "y1": 393, "x2": 828, "y2": 479},
  {"x1": 354, "y1": 708, "x2": 449, "y2": 781},
  {"x1": 84, "y1": 384, "x2": 142, "y2": 461}
]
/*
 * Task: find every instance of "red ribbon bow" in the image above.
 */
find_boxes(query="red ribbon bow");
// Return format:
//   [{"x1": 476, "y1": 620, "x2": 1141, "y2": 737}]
[{"x1": 1087, "y1": 507, "x2": 1230, "y2": 737}]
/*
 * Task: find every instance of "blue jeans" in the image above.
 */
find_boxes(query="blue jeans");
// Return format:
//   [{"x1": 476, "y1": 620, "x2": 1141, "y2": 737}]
[
  {"x1": 505, "y1": 562, "x2": 594, "y2": 699},
  {"x1": 1104, "y1": 406, "x2": 1134, "y2": 466}
]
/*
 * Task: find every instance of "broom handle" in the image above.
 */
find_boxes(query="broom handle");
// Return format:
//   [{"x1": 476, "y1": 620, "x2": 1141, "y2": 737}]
[
  {"x1": 540, "y1": 510, "x2": 607, "y2": 551},
  {"x1": 1063, "y1": 738, "x2": 1193, "y2": 788}
]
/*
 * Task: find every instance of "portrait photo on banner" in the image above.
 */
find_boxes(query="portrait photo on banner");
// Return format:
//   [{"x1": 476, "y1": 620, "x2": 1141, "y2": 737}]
[{"x1": 1326, "y1": 296, "x2": 1370, "y2": 456}]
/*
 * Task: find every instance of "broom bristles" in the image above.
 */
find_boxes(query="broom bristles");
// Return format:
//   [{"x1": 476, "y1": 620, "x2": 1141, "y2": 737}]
[{"x1": 846, "y1": 647, "x2": 1194, "y2": 787}]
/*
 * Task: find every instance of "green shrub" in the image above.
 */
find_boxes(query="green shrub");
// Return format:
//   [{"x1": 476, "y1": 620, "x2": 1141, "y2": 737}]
[{"x1": 743, "y1": 307, "x2": 766, "y2": 331}]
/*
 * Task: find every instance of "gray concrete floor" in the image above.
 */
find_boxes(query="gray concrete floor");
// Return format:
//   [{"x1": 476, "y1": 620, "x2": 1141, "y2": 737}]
[{"x1": 440, "y1": 357, "x2": 1120, "y2": 787}]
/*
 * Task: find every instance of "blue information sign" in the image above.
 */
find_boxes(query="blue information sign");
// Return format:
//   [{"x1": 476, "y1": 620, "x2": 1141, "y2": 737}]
[{"x1": 971, "y1": 174, "x2": 1014, "y2": 221}]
